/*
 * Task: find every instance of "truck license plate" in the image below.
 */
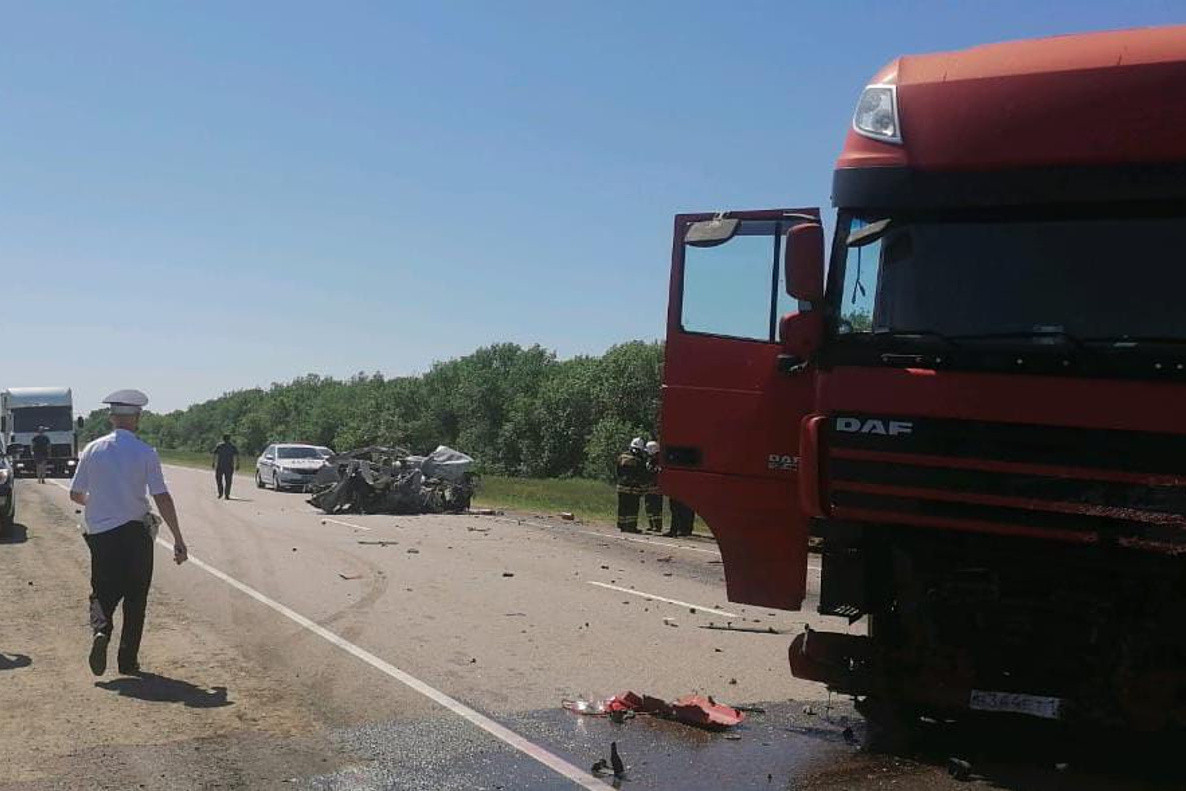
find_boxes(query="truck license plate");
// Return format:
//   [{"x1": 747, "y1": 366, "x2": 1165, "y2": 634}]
[{"x1": 969, "y1": 690, "x2": 1062, "y2": 720}]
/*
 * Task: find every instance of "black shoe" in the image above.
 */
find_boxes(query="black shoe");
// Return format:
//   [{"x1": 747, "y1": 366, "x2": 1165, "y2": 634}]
[
  {"x1": 89, "y1": 632, "x2": 110, "y2": 676},
  {"x1": 620, "y1": 528, "x2": 641, "y2": 534},
  {"x1": 118, "y1": 661, "x2": 141, "y2": 675}
]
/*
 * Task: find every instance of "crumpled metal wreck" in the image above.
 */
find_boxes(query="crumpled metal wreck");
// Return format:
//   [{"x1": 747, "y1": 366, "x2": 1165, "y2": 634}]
[{"x1": 307, "y1": 445, "x2": 477, "y2": 515}]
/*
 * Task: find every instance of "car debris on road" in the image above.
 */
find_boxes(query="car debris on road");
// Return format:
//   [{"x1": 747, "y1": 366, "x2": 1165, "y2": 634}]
[
  {"x1": 308, "y1": 445, "x2": 477, "y2": 515},
  {"x1": 563, "y1": 690, "x2": 745, "y2": 730}
]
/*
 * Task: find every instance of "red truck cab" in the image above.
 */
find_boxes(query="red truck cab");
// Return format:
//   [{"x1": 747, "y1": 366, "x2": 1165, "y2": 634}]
[{"x1": 660, "y1": 26, "x2": 1186, "y2": 729}]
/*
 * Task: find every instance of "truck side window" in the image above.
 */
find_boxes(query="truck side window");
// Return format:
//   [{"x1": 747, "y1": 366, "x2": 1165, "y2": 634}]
[
  {"x1": 681, "y1": 227, "x2": 777, "y2": 342},
  {"x1": 839, "y1": 231, "x2": 882, "y2": 333}
]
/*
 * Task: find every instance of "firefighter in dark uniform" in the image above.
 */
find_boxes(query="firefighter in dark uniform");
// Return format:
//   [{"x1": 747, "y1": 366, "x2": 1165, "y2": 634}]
[
  {"x1": 615, "y1": 437, "x2": 647, "y2": 533},
  {"x1": 667, "y1": 498, "x2": 695, "y2": 537},
  {"x1": 643, "y1": 440, "x2": 664, "y2": 533}
]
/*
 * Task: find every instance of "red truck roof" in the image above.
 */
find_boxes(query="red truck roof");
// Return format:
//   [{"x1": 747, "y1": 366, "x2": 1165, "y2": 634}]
[{"x1": 837, "y1": 25, "x2": 1186, "y2": 173}]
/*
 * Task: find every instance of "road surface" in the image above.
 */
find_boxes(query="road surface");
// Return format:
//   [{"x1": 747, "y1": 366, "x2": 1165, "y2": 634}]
[{"x1": 0, "y1": 469, "x2": 1180, "y2": 790}]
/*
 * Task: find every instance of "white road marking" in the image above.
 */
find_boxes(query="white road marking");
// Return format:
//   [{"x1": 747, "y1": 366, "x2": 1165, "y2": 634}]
[
  {"x1": 40, "y1": 478, "x2": 604, "y2": 790},
  {"x1": 583, "y1": 529, "x2": 721, "y2": 555},
  {"x1": 321, "y1": 517, "x2": 372, "y2": 532},
  {"x1": 159, "y1": 539, "x2": 606, "y2": 790},
  {"x1": 586, "y1": 581, "x2": 740, "y2": 618}
]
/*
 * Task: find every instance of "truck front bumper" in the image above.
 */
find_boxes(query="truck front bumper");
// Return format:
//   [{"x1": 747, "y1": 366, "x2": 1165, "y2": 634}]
[{"x1": 12, "y1": 458, "x2": 77, "y2": 477}]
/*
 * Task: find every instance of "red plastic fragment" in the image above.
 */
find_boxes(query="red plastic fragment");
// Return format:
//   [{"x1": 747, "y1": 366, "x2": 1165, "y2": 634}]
[{"x1": 670, "y1": 695, "x2": 745, "y2": 729}]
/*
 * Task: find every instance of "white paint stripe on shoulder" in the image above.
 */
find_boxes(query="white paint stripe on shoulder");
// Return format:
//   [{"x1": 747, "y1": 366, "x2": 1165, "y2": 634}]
[
  {"x1": 580, "y1": 529, "x2": 721, "y2": 555},
  {"x1": 152, "y1": 537, "x2": 604, "y2": 790},
  {"x1": 586, "y1": 580, "x2": 740, "y2": 618},
  {"x1": 487, "y1": 515, "x2": 723, "y2": 557},
  {"x1": 320, "y1": 517, "x2": 372, "y2": 532}
]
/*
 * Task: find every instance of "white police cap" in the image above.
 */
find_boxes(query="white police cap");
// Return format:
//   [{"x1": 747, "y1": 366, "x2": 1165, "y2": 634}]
[{"x1": 103, "y1": 388, "x2": 149, "y2": 415}]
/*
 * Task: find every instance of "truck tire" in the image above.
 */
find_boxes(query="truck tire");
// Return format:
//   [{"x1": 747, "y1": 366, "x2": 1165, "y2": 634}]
[
  {"x1": 272, "y1": 471, "x2": 282, "y2": 492},
  {"x1": 256, "y1": 471, "x2": 264, "y2": 489},
  {"x1": 855, "y1": 697, "x2": 919, "y2": 755}
]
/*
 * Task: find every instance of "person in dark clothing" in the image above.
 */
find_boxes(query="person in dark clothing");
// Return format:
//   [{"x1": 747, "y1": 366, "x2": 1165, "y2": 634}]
[
  {"x1": 667, "y1": 499, "x2": 696, "y2": 537},
  {"x1": 643, "y1": 440, "x2": 664, "y2": 533},
  {"x1": 615, "y1": 438, "x2": 647, "y2": 533},
  {"x1": 31, "y1": 426, "x2": 51, "y2": 484},
  {"x1": 211, "y1": 434, "x2": 239, "y2": 500}
]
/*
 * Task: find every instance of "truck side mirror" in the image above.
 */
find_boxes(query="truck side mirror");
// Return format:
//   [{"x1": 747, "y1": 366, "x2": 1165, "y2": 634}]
[{"x1": 785, "y1": 222, "x2": 824, "y2": 303}]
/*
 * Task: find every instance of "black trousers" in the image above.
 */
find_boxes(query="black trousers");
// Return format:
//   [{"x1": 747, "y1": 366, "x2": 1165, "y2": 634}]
[
  {"x1": 215, "y1": 467, "x2": 233, "y2": 498},
  {"x1": 644, "y1": 493, "x2": 664, "y2": 532},
  {"x1": 617, "y1": 492, "x2": 641, "y2": 532},
  {"x1": 670, "y1": 499, "x2": 695, "y2": 536},
  {"x1": 84, "y1": 521, "x2": 154, "y2": 666}
]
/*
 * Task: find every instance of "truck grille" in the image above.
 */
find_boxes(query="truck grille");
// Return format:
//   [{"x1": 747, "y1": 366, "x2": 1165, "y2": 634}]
[{"x1": 824, "y1": 414, "x2": 1186, "y2": 548}]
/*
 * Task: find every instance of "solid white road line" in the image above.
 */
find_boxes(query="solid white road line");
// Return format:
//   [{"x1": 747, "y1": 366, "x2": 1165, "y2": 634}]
[
  {"x1": 39, "y1": 481, "x2": 604, "y2": 790},
  {"x1": 157, "y1": 539, "x2": 606, "y2": 790},
  {"x1": 586, "y1": 581, "x2": 740, "y2": 618}
]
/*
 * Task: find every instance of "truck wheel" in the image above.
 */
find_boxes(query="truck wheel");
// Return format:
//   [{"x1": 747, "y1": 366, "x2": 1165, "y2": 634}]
[
  {"x1": 855, "y1": 697, "x2": 919, "y2": 754},
  {"x1": 273, "y1": 472, "x2": 282, "y2": 492},
  {"x1": 256, "y1": 471, "x2": 264, "y2": 489}
]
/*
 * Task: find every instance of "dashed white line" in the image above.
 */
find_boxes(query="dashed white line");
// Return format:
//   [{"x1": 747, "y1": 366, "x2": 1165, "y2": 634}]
[
  {"x1": 320, "y1": 517, "x2": 372, "y2": 532},
  {"x1": 586, "y1": 581, "x2": 740, "y2": 618},
  {"x1": 40, "y1": 480, "x2": 605, "y2": 790}
]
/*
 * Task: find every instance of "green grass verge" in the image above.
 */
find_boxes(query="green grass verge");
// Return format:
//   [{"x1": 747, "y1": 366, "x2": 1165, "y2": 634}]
[
  {"x1": 157, "y1": 448, "x2": 705, "y2": 533},
  {"x1": 158, "y1": 449, "x2": 256, "y2": 476},
  {"x1": 473, "y1": 476, "x2": 618, "y2": 523}
]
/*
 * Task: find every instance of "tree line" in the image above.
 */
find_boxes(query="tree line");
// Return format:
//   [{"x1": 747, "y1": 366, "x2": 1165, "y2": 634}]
[{"x1": 79, "y1": 342, "x2": 663, "y2": 482}]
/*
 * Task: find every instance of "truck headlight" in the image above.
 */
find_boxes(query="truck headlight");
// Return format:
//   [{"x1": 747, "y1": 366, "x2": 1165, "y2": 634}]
[
  {"x1": 853, "y1": 84, "x2": 901, "y2": 144},
  {"x1": 0, "y1": 469, "x2": 9, "y2": 484}
]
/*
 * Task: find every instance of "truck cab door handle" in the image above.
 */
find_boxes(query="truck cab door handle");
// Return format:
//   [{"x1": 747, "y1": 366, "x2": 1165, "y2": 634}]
[{"x1": 777, "y1": 354, "x2": 809, "y2": 375}]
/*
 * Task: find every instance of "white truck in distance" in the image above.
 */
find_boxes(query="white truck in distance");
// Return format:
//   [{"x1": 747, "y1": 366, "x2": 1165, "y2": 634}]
[{"x1": 1, "y1": 387, "x2": 83, "y2": 477}]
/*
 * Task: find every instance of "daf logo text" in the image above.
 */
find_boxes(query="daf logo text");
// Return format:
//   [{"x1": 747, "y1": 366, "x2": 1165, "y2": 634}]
[{"x1": 835, "y1": 417, "x2": 914, "y2": 437}]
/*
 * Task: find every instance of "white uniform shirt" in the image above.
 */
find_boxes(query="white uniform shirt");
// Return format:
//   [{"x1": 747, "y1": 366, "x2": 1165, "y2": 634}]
[{"x1": 70, "y1": 429, "x2": 169, "y2": 535}]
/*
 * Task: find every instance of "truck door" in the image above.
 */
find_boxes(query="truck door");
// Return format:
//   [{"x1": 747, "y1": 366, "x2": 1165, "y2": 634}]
[{"x1": 660, "y1": 209, "x2": 822, "y2": 610}]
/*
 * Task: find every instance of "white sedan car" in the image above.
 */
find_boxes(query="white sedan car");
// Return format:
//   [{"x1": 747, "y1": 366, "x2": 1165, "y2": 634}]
[{"x1": 256, "y1": 443, "x2": 330, "y2": 491}]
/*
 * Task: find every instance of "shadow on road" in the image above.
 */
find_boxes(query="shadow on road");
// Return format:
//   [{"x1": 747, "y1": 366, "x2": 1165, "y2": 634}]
[
  {"x1": 889, "y1": 717, "x2": 1186, "y2": 790},
  {"x1": 96, "y1": 672, "x2": 233, "y2": 709},
  {"x1": 0, "y1": 523, "x2": 29, "y2": 544},
  {"x1": 0, "y1": 653, "x2": 32, "y2": 671}
]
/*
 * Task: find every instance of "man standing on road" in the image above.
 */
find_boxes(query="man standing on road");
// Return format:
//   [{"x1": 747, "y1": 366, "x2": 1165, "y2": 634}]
[
  {"x1": 615, "y1": 437, "x2": 647, "y2": 533},
  {"x1": 643, "y1": 440, "x2": 664, "y2": 533},
  {"x1": 31, "y1": 426, "x2": 51, "y2": 484},
  {"x1": 69, "y1": 389, "x2": 188, "y2": 677},
  {"x1": 211, "y1": 433, "x2": 239, "y2": 500}
]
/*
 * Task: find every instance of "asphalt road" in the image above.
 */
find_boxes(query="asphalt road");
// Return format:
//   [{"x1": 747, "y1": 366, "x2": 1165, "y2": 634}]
[{"x1": 2, "y1": 469, "x2": 1183, "y2": 790}]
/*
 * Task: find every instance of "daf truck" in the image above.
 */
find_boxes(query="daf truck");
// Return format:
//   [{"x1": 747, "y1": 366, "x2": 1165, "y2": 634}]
[{"x1": 659, "y1": 26, "x2": 1186, "y2": 732}]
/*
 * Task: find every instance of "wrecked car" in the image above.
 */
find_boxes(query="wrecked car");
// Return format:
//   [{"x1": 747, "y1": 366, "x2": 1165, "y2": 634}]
[{"x1": 307, "y1": 445, "x2": 477, "y2": 515}]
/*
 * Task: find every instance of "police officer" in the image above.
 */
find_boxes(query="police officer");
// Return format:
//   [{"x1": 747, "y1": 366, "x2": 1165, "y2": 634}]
[
  {"x1": 69, "y1": 389, "x2": 189, "y2": 676},
  {"x1": 615, "y1": 437, "x2": 647, "y2": 533},
  {"x1": 643, "y1": 440, "x2": 664, "y2": 533}
]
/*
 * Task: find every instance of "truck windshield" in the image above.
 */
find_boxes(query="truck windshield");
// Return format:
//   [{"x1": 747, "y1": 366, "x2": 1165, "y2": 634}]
[
  {"x1": 12, "y1": 406, "x2": 73, "y2": 432},
  {"x1": 835, "y1": 211, "x2": 1186, "y2": 342}
]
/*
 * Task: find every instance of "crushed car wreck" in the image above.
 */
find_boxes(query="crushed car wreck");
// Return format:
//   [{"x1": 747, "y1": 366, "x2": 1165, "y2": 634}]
[{"x1": 307, "y1": 445, "x2": 477, "y2": 515}]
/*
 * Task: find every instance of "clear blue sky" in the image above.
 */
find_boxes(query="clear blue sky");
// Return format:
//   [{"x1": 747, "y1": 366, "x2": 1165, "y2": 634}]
[{"x1": 2, "y1": 1, "x2": 1180, "y2": 413}]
